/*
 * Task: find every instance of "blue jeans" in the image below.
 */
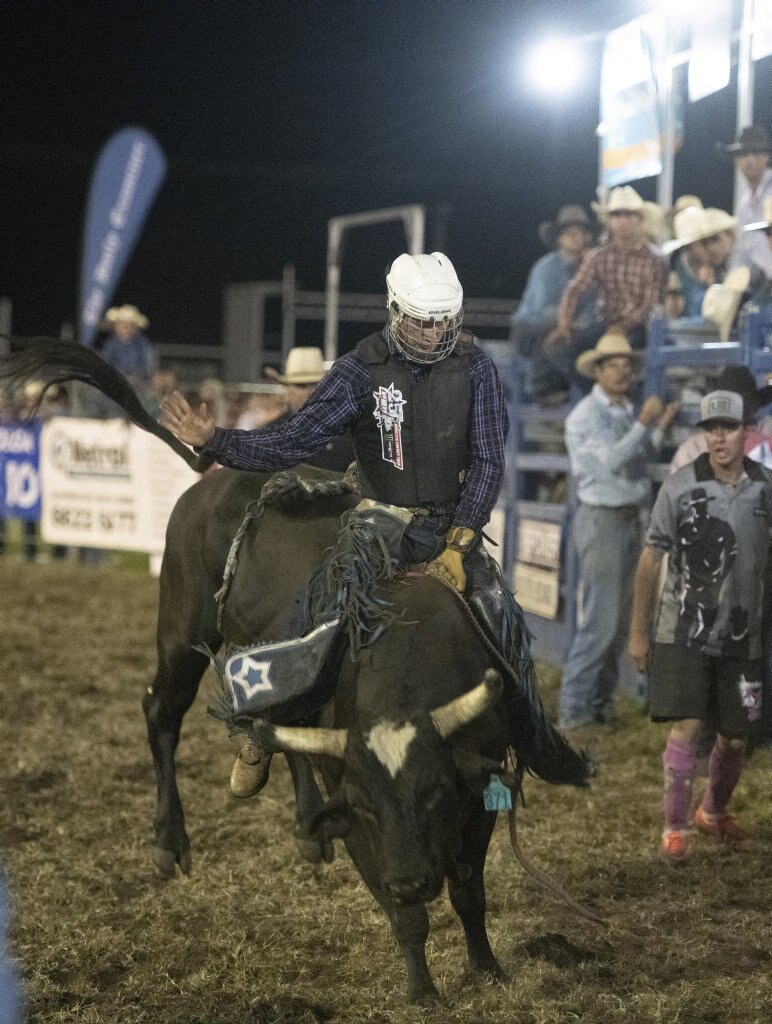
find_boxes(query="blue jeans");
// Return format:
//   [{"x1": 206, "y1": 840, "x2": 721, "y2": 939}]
[{"x1": 558, "y1": 504, "x2": 642, "y2": 727}]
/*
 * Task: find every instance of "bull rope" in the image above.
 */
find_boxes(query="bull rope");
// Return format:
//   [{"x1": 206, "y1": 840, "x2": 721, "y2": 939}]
[{"x1": 214, "y1": 466, "x2": 360, "y2": 634}]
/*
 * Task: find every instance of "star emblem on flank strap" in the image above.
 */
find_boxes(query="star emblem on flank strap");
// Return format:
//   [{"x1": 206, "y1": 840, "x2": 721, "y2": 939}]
[{"x1": 229, "y1": 656, "x2": 274, "y2": 699}]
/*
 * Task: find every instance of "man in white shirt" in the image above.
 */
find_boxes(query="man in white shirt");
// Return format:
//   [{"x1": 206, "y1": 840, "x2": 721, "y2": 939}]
[
  {"x1": 720, "y1": 125, "x2": 772, "y2": 277},
  {"x1": 557, "y1": 333, "x2": 678, "y2": 730}
]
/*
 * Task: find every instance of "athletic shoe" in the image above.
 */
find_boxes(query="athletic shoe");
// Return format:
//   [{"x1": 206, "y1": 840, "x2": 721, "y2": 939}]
[
  {"x1": 229, "y1": 736, "x2": 272, "y2": 798},
  {"x1": 659, "y1": 830, "x2": 689, "y2": 866},
  {"x1": 694, "y1": 805, "x2": 751, "y2": 846}
]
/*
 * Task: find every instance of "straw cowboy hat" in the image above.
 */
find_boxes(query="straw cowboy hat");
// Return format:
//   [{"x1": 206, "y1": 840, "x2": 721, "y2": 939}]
[
  {"x1": 576, "y1": 332, "x2": 642, "y2": 379},
  {"x1": 663, "y1": 207, "x2": 737, "y2": 255},
  {"x1": 265, "y1": 346, "x2": 327, "y2": 385},
  {"x1": 717, "y1": 124, "x2": 772, "y2": 158},
  {"x1": 672, "y1": 195, "x2": 703, "y2": 218},
  {"x1": 744, "y1": 196, "x2": 772, "y2": 233},
  {"x1": 104, "y1": 304, "x2": 149, "y2": 329},
  {"x1": 592, "y1": 186, "x2": 645, "y2": 220},
  {"x1": 538, "y1": 205, "x2": 593, "y2": 250},
  {"x1": 702, "y1": 266, "x2": 751, "y2": 343}
]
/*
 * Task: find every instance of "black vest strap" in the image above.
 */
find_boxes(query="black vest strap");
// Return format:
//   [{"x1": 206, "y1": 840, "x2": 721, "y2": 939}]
[{"x1": 352, "y1": 333, "x2": 473, "y2": 507}]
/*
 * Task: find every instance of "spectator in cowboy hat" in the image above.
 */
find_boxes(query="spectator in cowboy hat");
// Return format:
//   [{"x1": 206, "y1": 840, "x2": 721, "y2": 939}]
[
  {"x1": 665, "y1": 207, "x2": 738, "y2": 316},
  {"x1": 264, "y1": 346, "x2": 354, "y2": 471},
  {"x1": 718, "y1": 125, "x2": 772, "y2": 277},
  {"x1": 100, "y1": 304, "x2": 157, "y2": 404},
  {"x1": 558, "y1": 331, "x2": 678, "y2": 731},
  {"x1": 531, "y1": 186, "x2": 667, "y2": 400},
  {"x1": 509, "y1": 204, "x2": 599, "y2": 359},
  {"x1": 265, "y1": 346, "x2": 329, "y2": 414}
]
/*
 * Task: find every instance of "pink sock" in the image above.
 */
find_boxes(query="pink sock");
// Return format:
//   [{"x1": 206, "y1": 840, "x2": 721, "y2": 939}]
[
  {"x1": 662, "y1": 736, "x2": 696, "y2": 832},
  {"x1": 701, "y1": 743, "x2": 743, "y2": 816}
]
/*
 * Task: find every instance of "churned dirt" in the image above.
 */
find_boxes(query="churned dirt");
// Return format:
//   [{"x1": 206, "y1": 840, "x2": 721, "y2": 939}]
[{"x1": 2, "y1": 559, "x2": 772, "y2": 1024}]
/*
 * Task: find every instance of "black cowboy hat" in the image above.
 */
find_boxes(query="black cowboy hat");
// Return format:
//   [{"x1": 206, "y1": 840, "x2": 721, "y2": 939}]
[
  {"x1": 538, "y1": 205, "x2": 594, "y2": 250},
  {"x1": 716, "y1": 366, "x2": 772, "y2": 419},
  {"x1": 716, "y1": 124, "x2": 772, "y2": 158}
]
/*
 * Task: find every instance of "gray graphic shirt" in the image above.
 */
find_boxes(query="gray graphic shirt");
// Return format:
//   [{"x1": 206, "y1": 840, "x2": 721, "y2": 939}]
[{"x1": 647, "y1": 453, "x2": 772, "y2": 657}]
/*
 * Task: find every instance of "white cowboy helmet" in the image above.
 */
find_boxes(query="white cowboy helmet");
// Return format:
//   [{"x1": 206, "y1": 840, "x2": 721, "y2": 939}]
[{"x1": 386, "y1": 252, "x2": 463, "y2": 364}]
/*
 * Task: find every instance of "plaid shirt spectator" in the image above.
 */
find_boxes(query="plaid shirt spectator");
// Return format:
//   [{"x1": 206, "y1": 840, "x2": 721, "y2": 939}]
[
  {"x1": 559, "y1": 240, "x2": 667, "y2": 330},
  {"x1": 202, "y1": 330, "x2": 507, "y2": 532}
]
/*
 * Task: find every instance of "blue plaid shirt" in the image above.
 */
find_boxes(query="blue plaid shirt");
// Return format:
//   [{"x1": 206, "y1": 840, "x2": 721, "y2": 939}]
[{"x1": 202, "y1": 331, "x2": 508, "y2": 531}]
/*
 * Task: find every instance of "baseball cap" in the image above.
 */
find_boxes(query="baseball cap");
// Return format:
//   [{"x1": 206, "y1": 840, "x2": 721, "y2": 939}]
[{"x1": 696, "y1": 390, "x2": 744, "y2": 428}]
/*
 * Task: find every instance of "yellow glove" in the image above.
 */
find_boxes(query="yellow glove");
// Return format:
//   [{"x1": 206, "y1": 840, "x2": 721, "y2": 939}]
[{"x1": 427, "y1": 527, "x2": 476, "y2": 593}]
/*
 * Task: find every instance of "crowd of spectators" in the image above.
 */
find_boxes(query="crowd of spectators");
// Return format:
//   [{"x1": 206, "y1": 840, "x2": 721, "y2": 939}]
[
  {"x1": 515, "y1": 123, "x2": 772, "y2": 404},
  {"x1": 509, "y1": 123, "x2": 772, "y2": 865}
]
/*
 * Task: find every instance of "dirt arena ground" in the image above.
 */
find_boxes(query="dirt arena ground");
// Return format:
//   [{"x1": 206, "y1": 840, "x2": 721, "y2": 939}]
[{"x1": 2, "y1": 558, "x2": 772, "y2": 1024}]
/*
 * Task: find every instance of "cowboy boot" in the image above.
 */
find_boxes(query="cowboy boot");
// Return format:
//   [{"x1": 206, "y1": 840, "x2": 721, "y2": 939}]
[{"x1": 230, "y1": 733, "x2": 272, "y2": 798}]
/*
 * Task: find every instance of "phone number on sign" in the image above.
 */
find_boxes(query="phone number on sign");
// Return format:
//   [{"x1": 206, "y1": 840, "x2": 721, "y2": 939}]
[{"x1": 52, "y1": 507, "x2": 137, "y2": 531}]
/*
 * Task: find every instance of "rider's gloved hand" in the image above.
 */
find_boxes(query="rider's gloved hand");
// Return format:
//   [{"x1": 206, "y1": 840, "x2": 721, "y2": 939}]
[{"x1": 427, "y1": 526, "x2": 476, "y2": 592}]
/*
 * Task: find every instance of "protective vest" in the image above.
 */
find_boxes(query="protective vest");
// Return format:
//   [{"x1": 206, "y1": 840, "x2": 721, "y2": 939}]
[{"x1": 352, "y1": 333, "x2": 473, "y2": 506}]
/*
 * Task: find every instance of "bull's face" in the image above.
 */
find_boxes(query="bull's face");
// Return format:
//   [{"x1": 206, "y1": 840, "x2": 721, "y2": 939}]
[
  {"x1": 337, "y1": 716, "x2": 460, "y2": 905},
  {"x1": 258, "y1": 670, "x2": 502, "y2": 907}
]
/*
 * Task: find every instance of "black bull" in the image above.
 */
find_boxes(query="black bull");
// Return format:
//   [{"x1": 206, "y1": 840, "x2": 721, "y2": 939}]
[{"x1": 0, "y1": 340, "x2": 590, "y2": 1003}]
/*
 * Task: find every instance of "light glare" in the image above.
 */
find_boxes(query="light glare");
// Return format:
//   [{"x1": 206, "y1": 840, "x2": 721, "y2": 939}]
[{"x1": 528, "y1": 40, "x2": 582, "y2": 93}]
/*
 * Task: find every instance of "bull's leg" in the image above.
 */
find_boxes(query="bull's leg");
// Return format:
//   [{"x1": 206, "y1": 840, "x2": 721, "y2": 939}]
[
  {"x1": 447, "y1": 808, "x2": 507, "y2": 982},
  {"x1": 286, "y1": 754, "x2": 334, "y2": 864},
  {"x1": 390, "y1": 903, "x2": 438, "y2": 1005},
  {"x1": 143, "y1": 642, "x2": 213, "y2": 878},
  {"x1": 343, "y1": 832, "x2": 438, "y2": 1004}
]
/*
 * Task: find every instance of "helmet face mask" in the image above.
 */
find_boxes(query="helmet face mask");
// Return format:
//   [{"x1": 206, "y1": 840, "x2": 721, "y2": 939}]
[
  {"x1": 388, "y1": 306, "x2": 463, "y2": 364},
  {"x1": 386, "y1": 252, "x2": 464, "y2": 365}
]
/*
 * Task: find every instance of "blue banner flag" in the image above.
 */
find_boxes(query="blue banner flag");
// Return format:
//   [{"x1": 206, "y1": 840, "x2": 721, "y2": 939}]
[
  {"x1": 79, "y1": 127, "x2": 166, "y2": 348},
  {"x1": 0, "y1": 421, "x2": 41, "y2": 521}
]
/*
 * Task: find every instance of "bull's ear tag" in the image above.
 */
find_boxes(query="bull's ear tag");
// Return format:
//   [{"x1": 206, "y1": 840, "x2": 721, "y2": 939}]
[{"x1": 483, "y1": 775, "x2": 512, "y2": 811}]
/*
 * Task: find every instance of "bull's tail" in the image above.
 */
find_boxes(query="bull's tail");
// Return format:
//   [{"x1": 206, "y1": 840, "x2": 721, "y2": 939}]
[{"x1": 0, "y1": 336, "x2": 213, "y2": 472}]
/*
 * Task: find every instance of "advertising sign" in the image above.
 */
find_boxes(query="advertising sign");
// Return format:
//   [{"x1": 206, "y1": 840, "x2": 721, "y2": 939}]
[
  {"x1": 600, "y1": 19, "x2": 661, "y2": 188},
  {"x1": 79, "y1": 127, "x2": 166, "y2": 348},
  {"x1": 0, "y1": 421, "x2": 41, "y2": 521},
  {"x1": 517, "y1": 518, "x2": 561, "y2": 571},
  {"x1": 39, "y1": 417, "x2": 198, "y2": 553},
  {"x1": 513, "y1": 563, "x2": 560, "y2": 620}
]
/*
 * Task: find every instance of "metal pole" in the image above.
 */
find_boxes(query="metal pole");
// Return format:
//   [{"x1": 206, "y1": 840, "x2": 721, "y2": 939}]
[
  {"x1": 280, "y1": 263, "x2": 296, "y2": 365},
  {"x1": 734, "y1": 0, "x2": 756, "y2": 210},
  {"x1": 324, "y1": 221, "x2": 342, "y2": 362},
  {"x1": 656, "y1": 17, "x2": 675, "y2": 210}
]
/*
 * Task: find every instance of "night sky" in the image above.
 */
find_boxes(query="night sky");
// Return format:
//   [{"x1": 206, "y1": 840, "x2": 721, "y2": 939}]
[{"x1": 3, "y1": 0, "x2": 771, "y2": 351}]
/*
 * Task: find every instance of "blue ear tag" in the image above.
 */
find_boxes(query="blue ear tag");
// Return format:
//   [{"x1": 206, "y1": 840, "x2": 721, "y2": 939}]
[{"x1": 483, "y1": 774, "x2": 512, "y2": 811}]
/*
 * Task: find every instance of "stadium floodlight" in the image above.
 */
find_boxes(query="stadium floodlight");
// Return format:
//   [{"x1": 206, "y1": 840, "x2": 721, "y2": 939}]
[{"x1": 527, "y1": 39, "x2": 583, "y2": 92}]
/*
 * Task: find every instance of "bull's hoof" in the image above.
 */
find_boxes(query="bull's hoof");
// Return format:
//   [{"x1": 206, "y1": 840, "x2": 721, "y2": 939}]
[
  {"x1": 462, "y1": 960, "x2": 509, "y2": 985},
  {"x1": 152, "y1": 846, "x2": 192, "y2": 879},
  {"x1": 294, "y1": 833, "x2": 335, "y2": 865},
  {"x1": 408, "y1": 986, "x2": 440, "y2": 1006}
]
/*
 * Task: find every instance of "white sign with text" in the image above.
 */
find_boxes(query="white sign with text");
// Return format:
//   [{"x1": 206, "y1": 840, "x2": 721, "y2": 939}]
[{"x1": 40, "y1": 417, "x2": 199, "y2": 552}]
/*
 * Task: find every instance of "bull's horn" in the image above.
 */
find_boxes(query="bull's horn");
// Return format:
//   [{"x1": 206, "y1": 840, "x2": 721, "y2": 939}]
[
  {"x1": 269, "y1": 724, "x2": 348, "y2": 759},
  {"x1": 430, "y1": 669, "x2": 502, "y2": 739}
]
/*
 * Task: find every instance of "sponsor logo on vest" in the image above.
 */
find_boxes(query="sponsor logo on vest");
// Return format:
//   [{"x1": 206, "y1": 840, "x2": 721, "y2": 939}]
[{"x1": 373, "y1": 383, "x2": 406, "y2": 471}]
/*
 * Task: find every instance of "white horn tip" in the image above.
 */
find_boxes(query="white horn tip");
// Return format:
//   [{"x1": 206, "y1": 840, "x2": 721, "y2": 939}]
[{"x1": 484, "y1": 669, "x2": 503, "y2": 697}]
